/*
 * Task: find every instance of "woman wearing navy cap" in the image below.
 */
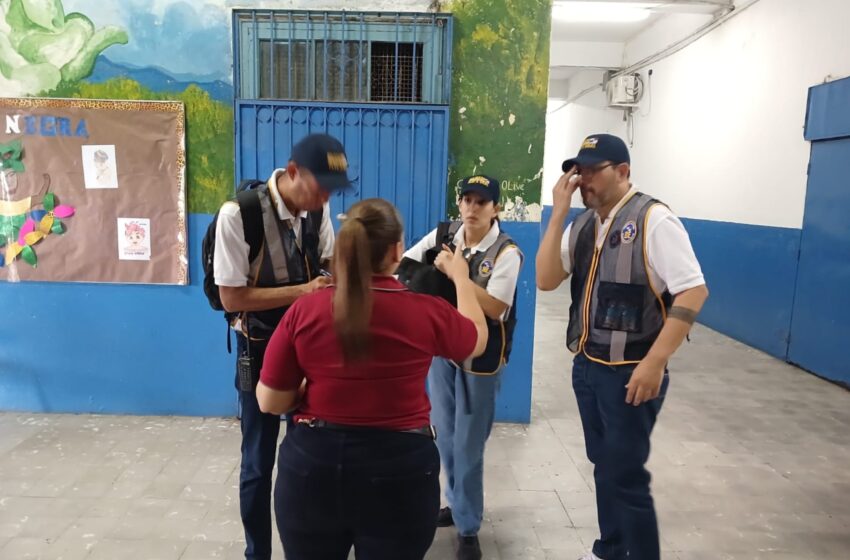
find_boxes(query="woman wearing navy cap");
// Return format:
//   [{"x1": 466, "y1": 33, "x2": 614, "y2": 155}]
[
  {"x1": 402, "y1": 176, "x2": 523, "y2": 560},
  {"x1": 256, "y1": 198, "x2": 488, "y2": 560}
]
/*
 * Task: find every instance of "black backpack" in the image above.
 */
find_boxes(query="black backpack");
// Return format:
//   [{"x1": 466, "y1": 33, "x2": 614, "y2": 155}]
[
  {"x1": 201, "y1": 179, "x2": 325, "y2": 348},
  {"x1": 201, "y1": 179, "x2": 267, "y2": 321},
  {"x1": 396, "y1": 221, "x2": 458, "y2": 306}
]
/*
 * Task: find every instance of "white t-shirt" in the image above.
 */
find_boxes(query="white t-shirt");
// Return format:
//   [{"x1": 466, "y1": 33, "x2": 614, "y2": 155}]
[
  {"x1": 404, "y1": 221, "x2": 522, "y2": 318},
  {"x1": 560, "y1": 187, "x2": 705, "y2": 295},
  {"x1": 214, "y1": 169, "x2": 335, "y2": 287}
]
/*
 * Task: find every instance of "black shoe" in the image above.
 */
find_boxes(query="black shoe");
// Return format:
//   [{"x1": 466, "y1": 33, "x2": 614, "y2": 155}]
[
  {"x1": 456, "y1": 535, "x2": 482, "y2": 560},
  {"x1": 436, "y1": 506, "x2": 454, "y2": 527}
]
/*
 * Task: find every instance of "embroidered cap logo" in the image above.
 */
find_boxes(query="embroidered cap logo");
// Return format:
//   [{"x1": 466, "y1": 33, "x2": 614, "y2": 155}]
[
  {"x1": 467, "y1": 176, "x2": 490, "y2": 187},
  {"x1": 581, "y1": 137, "x2": 599, "y2": 150},
  {"x1": 327, "y1": 153, "x2": 347, "y2": 172}
]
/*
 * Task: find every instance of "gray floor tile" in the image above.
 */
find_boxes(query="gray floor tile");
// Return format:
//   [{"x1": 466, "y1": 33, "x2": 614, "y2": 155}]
[{"x1": 0, "y1": 286, "x2": 848, "y2": 559}]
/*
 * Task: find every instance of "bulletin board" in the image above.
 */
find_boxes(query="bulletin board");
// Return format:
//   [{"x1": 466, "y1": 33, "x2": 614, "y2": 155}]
[{"x1": 0, "y1": 98, "x2": 188, "y2": 285}]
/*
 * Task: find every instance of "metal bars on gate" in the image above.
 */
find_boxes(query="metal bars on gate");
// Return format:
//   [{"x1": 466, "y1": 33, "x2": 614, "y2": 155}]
[
  {"x1": 233, "y1": 10, "x2": 452, "y2": 105},
  {"x1": 234, "y1": 100, "x2": 450, "y2": 246}
]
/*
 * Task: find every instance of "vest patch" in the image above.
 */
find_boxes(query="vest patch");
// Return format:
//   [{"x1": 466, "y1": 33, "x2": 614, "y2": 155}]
[
  {"x1": 478, "y1": 258, "x2": 494, "y2": 278},
  {"x1": 621, "y1": 221, "x2": 637, "y2": 244}
]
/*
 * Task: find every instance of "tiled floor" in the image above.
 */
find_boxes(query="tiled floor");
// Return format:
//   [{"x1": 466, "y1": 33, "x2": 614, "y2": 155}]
[{"x1": 1, "y1": 287, "x2": 849, "y2": 559}]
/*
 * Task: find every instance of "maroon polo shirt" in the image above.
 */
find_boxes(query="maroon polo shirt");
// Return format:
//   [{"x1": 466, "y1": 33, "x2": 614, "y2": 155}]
[{"x1": 260, "y1": 276, "x2": 477, "y2": 430}]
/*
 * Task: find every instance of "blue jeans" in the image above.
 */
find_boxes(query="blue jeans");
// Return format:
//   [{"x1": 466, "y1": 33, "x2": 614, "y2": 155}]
[
  {"x1": 428, "y1": 357, "x2": 501, "y2": 536},
  {"x1": 236, "y1": 335, "x2": 283, "y2": 560},
  {"x1": 274, "y1": 425, "x2": 440, "y2": 560},
  {"x1": 572, "y1": 353, "x2": 669, "y2": 560}
]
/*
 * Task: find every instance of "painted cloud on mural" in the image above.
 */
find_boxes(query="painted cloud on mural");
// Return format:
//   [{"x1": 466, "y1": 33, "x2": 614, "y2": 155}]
[{"x1": 63, "y1": 0, "x2": 231, "y2": 83}]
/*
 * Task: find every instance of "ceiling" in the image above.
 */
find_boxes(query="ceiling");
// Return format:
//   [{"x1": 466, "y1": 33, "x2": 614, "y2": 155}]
[{"x1": 549, "y1": 0, "x2": 726, "y2": 43}]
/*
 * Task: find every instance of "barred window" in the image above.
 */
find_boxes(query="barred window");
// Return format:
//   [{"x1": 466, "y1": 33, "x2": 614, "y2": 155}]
[{"x1": 237, "y1": 11, "x2": 450, "y2": 105}]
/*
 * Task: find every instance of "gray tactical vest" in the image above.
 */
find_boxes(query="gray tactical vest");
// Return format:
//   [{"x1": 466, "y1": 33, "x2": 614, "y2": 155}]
[
  {"x1": 446, "y1": 221, "x2": 522, "y2": 374},
  {"x1": 566, "y1": 192, "x2": 672, "y2": 364},
  {"x1": 246, "y1": 186, "x2": 322, "y2": 339}
]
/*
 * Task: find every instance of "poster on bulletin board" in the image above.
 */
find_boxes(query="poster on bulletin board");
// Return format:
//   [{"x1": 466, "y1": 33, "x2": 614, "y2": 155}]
[{"x1": 0, "y1": 97, "x2": 188, "y2": 285}]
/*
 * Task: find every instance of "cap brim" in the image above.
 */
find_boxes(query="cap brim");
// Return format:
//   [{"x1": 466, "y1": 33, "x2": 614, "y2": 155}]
[
  {"x1": 562, "y1": 154, "x2": 609, "y2": 173},
  {"x1": 314, "y1": 173, "x2": 352, "y2": 193}
]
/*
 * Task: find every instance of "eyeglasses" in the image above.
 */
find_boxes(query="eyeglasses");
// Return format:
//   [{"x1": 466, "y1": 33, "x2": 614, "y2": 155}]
[{"x1": 578, "y1": 162, "x2": 615, "y2": 179}]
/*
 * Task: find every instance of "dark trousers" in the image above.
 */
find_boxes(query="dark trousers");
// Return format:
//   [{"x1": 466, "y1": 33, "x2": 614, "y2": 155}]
[
  {"x1": 274, "y1": 425, "x2": 440, "y2": 560},
  {"x1": 236, "y1": 335, "x2": 285, "y2": 560},
  {"x1": 572, "y1": 354, "x2": 669, "y2": 560}
]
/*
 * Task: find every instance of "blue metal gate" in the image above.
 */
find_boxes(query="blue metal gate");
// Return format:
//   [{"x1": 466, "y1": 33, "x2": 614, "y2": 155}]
[
  {"x1": 788, "y1": 77, "x2": 850, "y2": 385},
  {"x1": 235, "y1": 100, "x2": 449, "y2": 246},
  {"x1": 232, "y1": 10, "x2": 452, "y2": 245}
]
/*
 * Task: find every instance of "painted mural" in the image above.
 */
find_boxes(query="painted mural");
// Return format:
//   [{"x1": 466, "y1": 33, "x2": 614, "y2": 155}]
[
  {"x1": 2, "y1": 0, "x2": 552, "y2": 220},
  {"x1": 1, "y1": 0, "x2": 234, "y2": 215},
  {"x1": 445, "y1": 0, "x2": 551, "y2": 222}
]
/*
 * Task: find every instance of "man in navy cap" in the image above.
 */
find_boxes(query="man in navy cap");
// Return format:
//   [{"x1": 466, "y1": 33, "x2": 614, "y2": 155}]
[
  {"x1": 536, "y1": 134, "x2": 708, "y2": 560},
  {"x1": 214, "y1": 133, "x2": 350, "y2": 560}
]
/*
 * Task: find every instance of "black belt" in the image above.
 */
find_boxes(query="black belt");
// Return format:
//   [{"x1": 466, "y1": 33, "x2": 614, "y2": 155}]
[{"x1": 296, "y1": 418, "x2": 436, "y2": 440}]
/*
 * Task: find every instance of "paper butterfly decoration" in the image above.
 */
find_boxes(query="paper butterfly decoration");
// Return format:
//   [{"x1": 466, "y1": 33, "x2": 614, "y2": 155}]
[{"x1": 2, "y1": 193, "x2": 75, "y2": 268}]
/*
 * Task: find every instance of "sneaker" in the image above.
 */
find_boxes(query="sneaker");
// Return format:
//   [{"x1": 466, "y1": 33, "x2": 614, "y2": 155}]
[
  {"x1": 578, "y1": 553, "x2": 603, "y2": 560},
  {"x1": 457, "y1": 535, "x2": 482, "y2": 560},
  {"x1": 437, "y1": 506, "x2": 454, "y2": 527}
]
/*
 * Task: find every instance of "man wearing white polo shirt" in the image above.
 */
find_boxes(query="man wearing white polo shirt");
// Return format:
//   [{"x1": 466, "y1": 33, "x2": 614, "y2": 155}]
[
  {"x1": 214, "y1": 134, "x2": 347, "y2": 560},
  {"x1": 536, "y1": 134, "x2": 709, "y2": 560}
]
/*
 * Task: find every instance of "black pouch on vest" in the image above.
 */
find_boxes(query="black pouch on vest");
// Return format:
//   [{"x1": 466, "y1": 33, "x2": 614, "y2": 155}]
[
  {"x1": 594, "y1": 281, "x2": 644, "y2": 333},
  {"x1": 237, "y1": 353, "x2": 258, "y2": 392},
  {"x1": 236, "y1": 315, "x2": 261, "y2": 392}
]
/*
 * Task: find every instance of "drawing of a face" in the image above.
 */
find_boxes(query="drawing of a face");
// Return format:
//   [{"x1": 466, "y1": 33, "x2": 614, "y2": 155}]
[
  {"x1": 94, "y1": 150, "x2": 110, "y2": 180},
  {"x1": 125, "y1": 221, "x2": 146, "y2": 247}
]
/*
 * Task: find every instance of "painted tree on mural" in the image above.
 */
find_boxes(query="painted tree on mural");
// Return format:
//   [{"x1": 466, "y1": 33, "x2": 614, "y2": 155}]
[
  {"x1": 446, "y1": 0, "x2": 551, "y2": 221},
  {"x1": 1, "y1": 0, "x2": 234, "y2": 214}
]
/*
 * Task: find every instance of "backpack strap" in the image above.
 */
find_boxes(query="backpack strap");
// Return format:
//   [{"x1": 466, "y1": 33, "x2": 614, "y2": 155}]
[
  {"x1": 236, "y1": 188, "x2": 264, "y2": 264},
  {"x1": 436, "y1": 221, "x2": 458, "y2": 247},
  {"x1": 308, "y1": 207, "x2": 324, "y2": 237}
]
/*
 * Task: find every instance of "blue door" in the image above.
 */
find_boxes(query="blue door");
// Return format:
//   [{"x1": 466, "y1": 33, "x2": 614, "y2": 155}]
[
  {"x1": 235, "y1": 100, "x2": 449, "y2": 246},
  {"x1": 233, "y1": 10, "x2": 452, "y2": 246},
  {"x1": 788, "y1": 78, "x2": 850, "y2": 384}
]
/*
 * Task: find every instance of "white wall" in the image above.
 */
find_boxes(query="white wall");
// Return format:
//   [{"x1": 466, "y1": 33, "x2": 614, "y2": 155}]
[
  {"x1": 543, "y1": 69, "x2": 623, "y2": 206},
  {"x1": 550, "y1": 40, "x2": 624, "y2": 68},
  {"x1": 543, "y1": 0, "x2": 850, "y2": 228}
]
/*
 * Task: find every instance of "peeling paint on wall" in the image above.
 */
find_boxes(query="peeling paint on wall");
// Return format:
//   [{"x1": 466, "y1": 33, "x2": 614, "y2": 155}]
[{"x1": 446, "y1": 0, "x2": 551, "y2": 222}]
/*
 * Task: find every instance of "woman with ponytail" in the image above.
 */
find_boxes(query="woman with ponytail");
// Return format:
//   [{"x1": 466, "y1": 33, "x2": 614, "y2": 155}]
[{"x1": 256, "y1": 198, "x2": 488, "y2": 560}]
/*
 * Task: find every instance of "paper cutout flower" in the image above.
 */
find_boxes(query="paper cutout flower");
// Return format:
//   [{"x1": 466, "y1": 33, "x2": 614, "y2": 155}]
[
  {"x1": 2, "y1": 192, "x2": 75, "y2": 268},
  {"x1": 0, "y1": 140, "x2": 24, "y2": 173}
]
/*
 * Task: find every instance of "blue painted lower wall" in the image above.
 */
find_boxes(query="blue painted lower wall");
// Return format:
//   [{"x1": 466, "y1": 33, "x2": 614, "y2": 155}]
[
  {"x1": 0, "y1": 214, "x2": 538, "y2": 423},
  {"x1": 493, "y1": 222, "x2": 538, "y2": 423},
  {"x1": 0, "y1": 214, "x2": 235, "y2": 416},
  {"x1": 541, "y1": 205, "x2": 802, "y2": 362},
  {"x1": 681, "y1": 218, "x2": 800, "y2": 360}
]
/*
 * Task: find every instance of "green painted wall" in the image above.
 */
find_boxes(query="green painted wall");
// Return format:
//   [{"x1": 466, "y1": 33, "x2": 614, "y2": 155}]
[{"x1": 446, "y1": 0, "x2": 552, "y2": 221}]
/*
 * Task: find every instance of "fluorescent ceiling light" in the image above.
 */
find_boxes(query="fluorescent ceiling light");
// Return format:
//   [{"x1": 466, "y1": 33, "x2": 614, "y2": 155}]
[{"x1": 553, "y1": 1, "x2": 660, "y2": 23}]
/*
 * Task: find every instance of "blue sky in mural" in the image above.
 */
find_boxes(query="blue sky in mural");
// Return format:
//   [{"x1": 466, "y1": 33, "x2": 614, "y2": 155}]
[{"x1": 65, "y1": 0, "x2": 232, "y2": 83}]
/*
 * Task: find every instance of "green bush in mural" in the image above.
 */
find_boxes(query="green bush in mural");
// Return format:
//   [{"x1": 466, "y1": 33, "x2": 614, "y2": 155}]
[
  {"x1": 446, "y1": 0, "x2": 551, "y2": 221},
  {"x1": 47, "y1": 79, "x2": 234, "y2": 215},
  {"x1": 0, "y1": 0, "x2": 128, "y2": 96}
]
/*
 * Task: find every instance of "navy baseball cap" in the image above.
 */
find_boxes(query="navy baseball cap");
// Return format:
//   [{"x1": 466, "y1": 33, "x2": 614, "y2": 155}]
[
  {"x1": 459, "y1": 175, "x2": 500, "y2": 203},
  {"x1": 562, "y1": 134, "x2": 630, "y2": 173},
  {"x1": 290, "y1": 133, "x2": 351, "y2": 192}
]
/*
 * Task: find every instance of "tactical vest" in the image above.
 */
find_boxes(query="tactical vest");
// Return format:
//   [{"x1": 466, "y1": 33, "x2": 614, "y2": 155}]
[
  {"x1": 443, "y1": 221, "x2": 522, "y2": 375},
  {"x1": 566, "y1": 192, "x2": 672, "y2": 365},
  {"x1": 245, "y1": 185, "x2": 322, "y2": 339}
]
